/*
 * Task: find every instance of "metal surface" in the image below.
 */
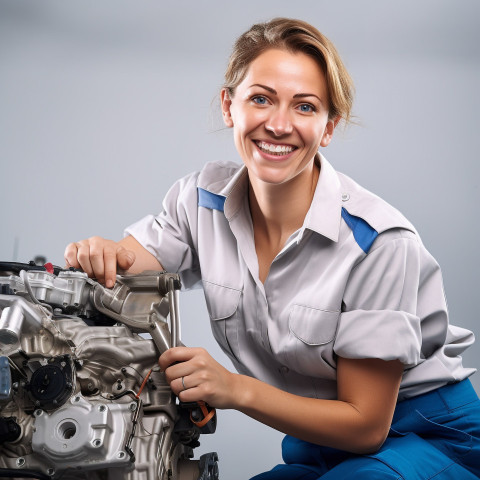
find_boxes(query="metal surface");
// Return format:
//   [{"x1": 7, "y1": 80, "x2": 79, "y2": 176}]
[{"x1": 0, "y1": 266, "x2": 218, "y2": 480}]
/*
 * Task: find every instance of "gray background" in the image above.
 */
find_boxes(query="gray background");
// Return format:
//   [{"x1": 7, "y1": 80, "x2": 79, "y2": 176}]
[{"x1": 1, "y1": 1, "x2": 479, "y2": 477}]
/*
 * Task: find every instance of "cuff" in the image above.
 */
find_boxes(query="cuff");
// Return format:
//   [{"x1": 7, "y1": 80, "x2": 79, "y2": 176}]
[{"x1": 334, "y1": 309, "x2": 422, "y2": 367}]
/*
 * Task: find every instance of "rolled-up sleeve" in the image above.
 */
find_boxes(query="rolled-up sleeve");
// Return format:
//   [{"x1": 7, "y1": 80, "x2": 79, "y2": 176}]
[
  {"x1": 124, "y1": 172, "x2": 201, "y2": 289},
  {"x1": 334, "y1": 230, "x2": 423, "y2": 366}
]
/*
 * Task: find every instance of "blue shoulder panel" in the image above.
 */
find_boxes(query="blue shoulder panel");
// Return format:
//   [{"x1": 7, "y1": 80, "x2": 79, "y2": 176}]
[
  {"x1": 197, "y1": 187, "x2": 226, "y2": 212},
  {"x1": 341, "y1": 207, "x2": 378, "y2": 254}
]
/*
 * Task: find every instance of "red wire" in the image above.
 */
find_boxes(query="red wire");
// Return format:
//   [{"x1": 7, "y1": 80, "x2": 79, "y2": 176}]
[{"x1": 136, "y1": 368, "x2": 153, "y2": 398}]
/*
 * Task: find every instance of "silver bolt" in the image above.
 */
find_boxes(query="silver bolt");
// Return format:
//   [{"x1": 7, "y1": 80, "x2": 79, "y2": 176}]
[
  {"x1": 129, "y1": 402, "x2": 137, "y2": 412},
  {"x1": 117, "y1": 451, "x2": 126, "y2": 459},
  {"x1": 16, "y1": 457, "x2": 25, "y2": 467},
  {"x1": 34, "y1": 409, "x2": 43, "y2": 417},
  {"x1": 93, "y1": 439, "x2": 102, "y2": 447},
  {"x1": 47, "y1": 467, "x2": 55, "y2": 476},
  {"x1": 98, "y1": 404, "x2": 107, "y2": 412}
]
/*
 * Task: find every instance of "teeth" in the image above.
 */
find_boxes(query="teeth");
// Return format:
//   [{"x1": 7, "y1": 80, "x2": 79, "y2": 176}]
[{"x1": 256, "y1": 141, "x2": 294, "y2": 155}]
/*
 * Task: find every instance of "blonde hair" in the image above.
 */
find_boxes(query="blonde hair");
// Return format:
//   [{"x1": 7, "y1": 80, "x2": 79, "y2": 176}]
[{"x1": 224, "y1": 18, "x2": 354, "y2": 123}]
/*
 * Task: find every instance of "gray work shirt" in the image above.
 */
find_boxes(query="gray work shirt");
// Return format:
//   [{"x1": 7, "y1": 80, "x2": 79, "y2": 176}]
[{"x1": 125, "y1": 155, "x2": 475, "y2": 401}]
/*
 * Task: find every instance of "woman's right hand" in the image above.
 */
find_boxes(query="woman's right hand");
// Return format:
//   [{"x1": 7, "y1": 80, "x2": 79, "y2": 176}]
[{"x1": 64, "y1": 237, "x2": 136, "y2": 288}]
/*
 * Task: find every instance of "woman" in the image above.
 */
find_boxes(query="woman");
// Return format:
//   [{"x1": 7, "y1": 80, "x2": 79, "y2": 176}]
[{"x1": 65, "y1": 18, "x2": 480, "y2": 479}]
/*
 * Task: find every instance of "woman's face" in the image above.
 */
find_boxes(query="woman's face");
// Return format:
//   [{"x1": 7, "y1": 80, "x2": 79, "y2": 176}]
[{"x1": 221, "y1": 48, "x2": 337, "y2": 187}]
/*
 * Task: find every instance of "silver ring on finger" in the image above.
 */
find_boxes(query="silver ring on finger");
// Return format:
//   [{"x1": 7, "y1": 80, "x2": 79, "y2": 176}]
[{"x1": 181, "y1": 376, "x2": 187, "y2": 391}]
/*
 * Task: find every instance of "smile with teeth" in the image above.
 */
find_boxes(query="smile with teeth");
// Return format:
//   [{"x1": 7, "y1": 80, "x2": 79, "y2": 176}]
[{"x1": 255, "y1": 140, "x2": 296, "y2": 156}]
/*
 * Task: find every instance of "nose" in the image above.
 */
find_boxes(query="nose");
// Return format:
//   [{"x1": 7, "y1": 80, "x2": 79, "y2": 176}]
[{"x1": 265, "y1": 107, "x2": 293, "y2": 137}]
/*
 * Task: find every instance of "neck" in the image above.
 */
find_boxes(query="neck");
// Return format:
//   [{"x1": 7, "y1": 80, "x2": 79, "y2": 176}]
[{"x1": 248, "y1": 160, "x2": 320, "y2": 240}]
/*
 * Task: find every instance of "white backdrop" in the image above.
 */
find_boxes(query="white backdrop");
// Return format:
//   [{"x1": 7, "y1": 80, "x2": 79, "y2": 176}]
[{"x1": 1, "y1": 1, "x2": 479, "y2": 477}]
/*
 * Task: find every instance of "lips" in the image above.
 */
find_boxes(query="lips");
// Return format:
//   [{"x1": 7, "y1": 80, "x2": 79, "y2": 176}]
[{"x1": 254, "y1": 140, "x2": 297, "y2": 156}]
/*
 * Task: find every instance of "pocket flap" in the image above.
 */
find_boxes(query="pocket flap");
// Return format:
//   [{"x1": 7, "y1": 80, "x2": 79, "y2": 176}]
[
  {"x1": 203, "y1": 281, "x2": 242, "y2": 320},
  {"x1": 289, "y1": 305, "x2": 339, "y2": 345}
]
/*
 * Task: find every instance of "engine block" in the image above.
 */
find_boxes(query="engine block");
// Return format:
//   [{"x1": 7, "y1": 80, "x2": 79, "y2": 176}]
[{"x1": 0, "y1": 262, "x2": 218, "y2": 480}]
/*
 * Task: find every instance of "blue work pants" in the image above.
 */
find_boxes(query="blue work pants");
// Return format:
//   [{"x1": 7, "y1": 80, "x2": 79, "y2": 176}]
[{"x1": 250, "y1": 379, "x2": 480, "y2": 479}]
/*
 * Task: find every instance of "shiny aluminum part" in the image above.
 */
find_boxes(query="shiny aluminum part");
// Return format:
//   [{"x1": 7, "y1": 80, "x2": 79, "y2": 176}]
[
  {"x1": 32, "y1": 395, "x2": 131, "y2": 469},
  {"x1": 92, "y1": 272, "x2": 181, "y2": 354},
  {"x1": 0, "y1": 296, "x2": 45, "y2": 346},
  {"x1": 0, "y1": 269, "x2": 217, "y2": 480},
  {"x1": 168, "y1": 281, "x2": 181, "y2": 348},
  {"x1": 92, "y1": 284, "x2": 173, "y2": 355},
  {"x1": 0, "y1": 270, "x2": 91, "y2": 312},
  {"x1": 0, "y1": 303, "x2": 24, "y2": 345}
]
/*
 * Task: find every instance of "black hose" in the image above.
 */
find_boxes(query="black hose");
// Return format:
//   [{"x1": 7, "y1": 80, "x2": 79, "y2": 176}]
[{"x1": 0, "y1": 262, "x2": 46, "y2": 274}]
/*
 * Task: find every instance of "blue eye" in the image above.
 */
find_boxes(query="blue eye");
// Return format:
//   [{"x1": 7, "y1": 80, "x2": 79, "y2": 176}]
[
  {"x1": 252, "y1": 96, "x2": 267, "y2": 105},
  {"x1": 299, "y1": 104, "x2": 314, "y2": 113}
]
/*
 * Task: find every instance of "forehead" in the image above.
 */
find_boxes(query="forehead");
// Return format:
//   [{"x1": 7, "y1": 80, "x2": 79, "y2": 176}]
[{"x1": 240, "y1": 48, "x2": 328, "y2": 97}]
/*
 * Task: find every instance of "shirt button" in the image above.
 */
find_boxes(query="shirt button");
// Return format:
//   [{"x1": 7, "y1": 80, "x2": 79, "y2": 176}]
[
  {"x1": 279, "y1": 365, "x2": 289, "y2": 374},
  {"x1": 342, "y1": 193, "x2": 350, "y2": 202}
]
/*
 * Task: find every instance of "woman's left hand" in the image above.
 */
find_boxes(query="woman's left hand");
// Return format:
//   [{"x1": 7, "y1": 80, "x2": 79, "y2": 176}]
[{"x1": 159, "y1": 346, "x2": 239, "y2": 409}]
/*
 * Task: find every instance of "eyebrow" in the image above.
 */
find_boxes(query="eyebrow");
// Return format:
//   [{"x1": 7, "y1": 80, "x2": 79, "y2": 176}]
[{"x1": 249, "y1": 84, "x2": 323, "y2": 103}]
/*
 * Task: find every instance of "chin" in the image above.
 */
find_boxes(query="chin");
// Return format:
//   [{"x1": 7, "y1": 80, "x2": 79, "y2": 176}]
[{"x1": 250, "y1": 168, "x2": 294, "y2": 186}]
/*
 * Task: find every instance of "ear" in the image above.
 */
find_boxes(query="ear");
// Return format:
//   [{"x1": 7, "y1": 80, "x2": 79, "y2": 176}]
[
  {"x1": 320, "y1": 116, "x2": 341, "y2": 147},
  {"x1": 220, "y1": 88, "x2": 234, "y2": 128}
]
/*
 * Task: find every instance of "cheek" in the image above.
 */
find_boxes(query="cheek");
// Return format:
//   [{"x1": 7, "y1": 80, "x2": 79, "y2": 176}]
[
  {"x1": 306, "y1": 123, "x2": 328, "y2": 149},
  {"x1": 232, "y1": 117, "x2": 255, "y2": 147},
  {"x1": 301, "y1": 130, "x2": 322, "y2": 150},
  {"x1": 232, "y1": 106, "x2": 265, "y2": 132}
]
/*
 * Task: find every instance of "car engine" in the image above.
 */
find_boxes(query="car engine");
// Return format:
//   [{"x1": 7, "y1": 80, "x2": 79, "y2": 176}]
[{"x1": 0, "y1": 261, "x2": 218, "y2": 480}]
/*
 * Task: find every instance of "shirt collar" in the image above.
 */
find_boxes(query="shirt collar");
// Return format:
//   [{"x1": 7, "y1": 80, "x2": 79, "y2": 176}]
[
  {"x1": 301, "y1": 153, "x2": 342, "y2": 243},
  {"x1": 204, "y1": 154, "x2": 342, "y2": 243},
  {"x1": 219, "y1": 166, "x2": 249, "y2": 221}
]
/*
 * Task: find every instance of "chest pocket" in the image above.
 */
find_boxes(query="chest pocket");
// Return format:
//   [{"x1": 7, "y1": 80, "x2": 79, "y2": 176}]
[
  {"x1": 202, "y1": 280, "x2": 242, "y2": 363},
  {"x1": 287, "y1": 304, "x2": 340, "y2": 379}
]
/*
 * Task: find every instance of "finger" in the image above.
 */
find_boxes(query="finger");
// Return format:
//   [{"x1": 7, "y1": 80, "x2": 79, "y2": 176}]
[
  {"x1": 177, "y1": 386, "x2": 205, "y2": 404},
  {"x1": 89, "y1": 237, "x2": 107, "y2": 284},
  {"x1": 64, "y1": 243, "x2": 81, "y2": 269},
  {"x1": 159, "y1": 347, "x2": 194, "y2": 371},
  {"x1": 116, "y1": 247, "x2": 136, "y2": 271},
  {"x1": 172, "y1": 373, "x2": 205, "y2": 399},
  {"x1": 170, "y1": 374, "x2": 192, "y2": 396},
  {"x1": 163, "y1": 361, "x2": 195, "y2": 384},
  {"x1": 75, "y1": 241, "x2": 95, "y2": 277},
  {"x1": 103, "y1": 244, "x2": 120, "y2": 288}
]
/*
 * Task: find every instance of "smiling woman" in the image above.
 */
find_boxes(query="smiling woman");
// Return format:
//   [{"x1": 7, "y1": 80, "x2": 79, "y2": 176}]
[
  {"x1": 64, "y1": 17, "x2": 480, "y2": 479},
  {"x1": 220, "y1": 49, "x2": 335, "y2": 282},
  {"x1": 221, "y1": 49, "x2": 334, "y2": 188}
]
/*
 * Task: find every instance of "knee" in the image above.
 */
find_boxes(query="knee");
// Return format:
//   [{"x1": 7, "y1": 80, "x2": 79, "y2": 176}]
[
  {"x1": 320, "y1": 457, "x2": 400, "y2": 480},
  {"x1": 350, "y1": 465, "x2": 400, "y2": 480}
]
